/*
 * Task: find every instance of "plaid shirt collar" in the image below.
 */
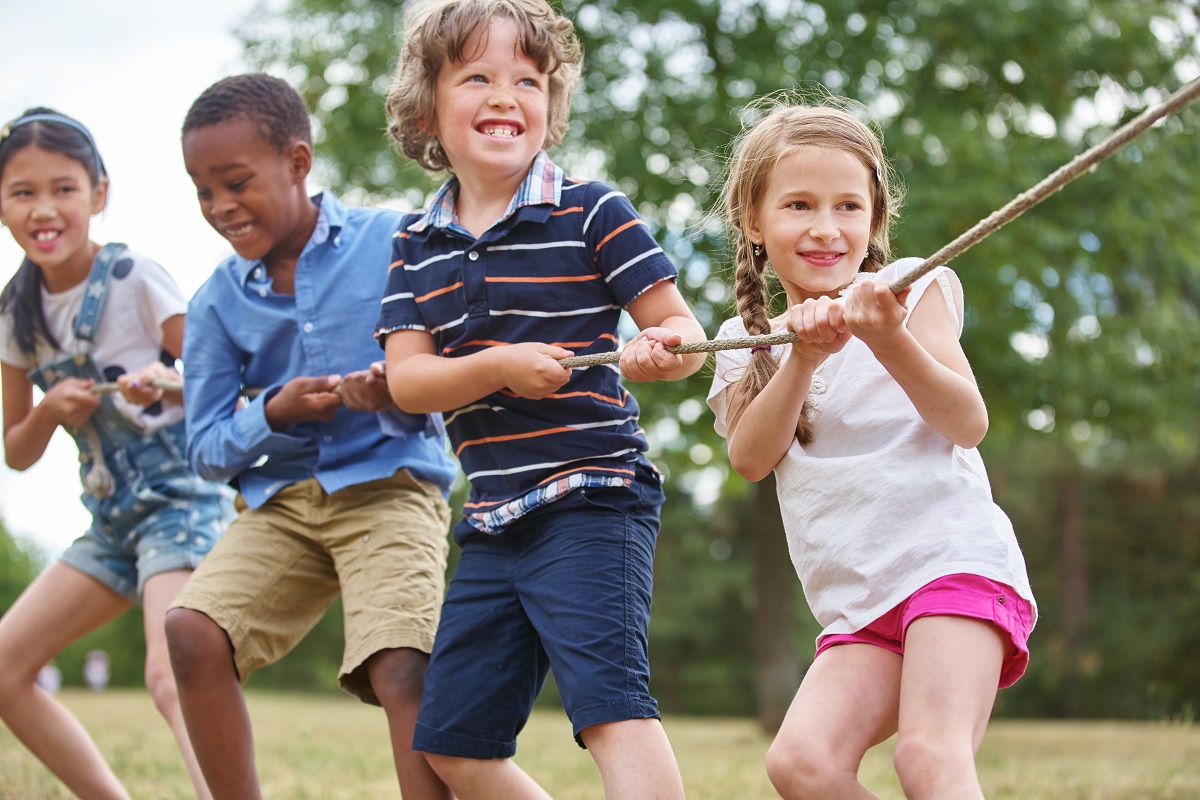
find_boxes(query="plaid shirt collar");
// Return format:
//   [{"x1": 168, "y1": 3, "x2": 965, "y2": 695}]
[{"x1": 408, "y1": 151, "x2": 563, "y2": 234}]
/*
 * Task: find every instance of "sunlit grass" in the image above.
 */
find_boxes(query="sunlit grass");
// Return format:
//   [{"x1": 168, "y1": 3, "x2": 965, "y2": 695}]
[{"x1": 1, "y1": 689, "x2": 1198, "y2": 798}]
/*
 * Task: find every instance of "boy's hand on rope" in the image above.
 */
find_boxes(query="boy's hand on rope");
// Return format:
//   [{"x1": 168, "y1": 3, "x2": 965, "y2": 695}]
[
  {"x1": 499, "y1": 342, "x2": 574, "y2": 400},
  {"x1": 43, "y1": 377, "x2": 102, "y2": 427},
  {"x1": 842, "y1": 278, "x2": 911, "y2": 352},
  {"x1": 338, "y1": 362, "x2": 394, "y2": 413},
  {"x1": 265, "y1": 374, "x2": 343, "y2": 430},
  {"x1": 116, "y1": 362, "x2": 181, "y2": 407},
  {"x1": 619, "y1": 328, "x2": 685, "y2": 383},
  {"x1": 784, "y1": 297, "x2": 851, "y2": 368}
]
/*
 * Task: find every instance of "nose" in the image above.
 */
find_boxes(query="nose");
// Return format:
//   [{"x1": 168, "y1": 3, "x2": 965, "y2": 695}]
[
  {"x1": 488, "y1": 84, "x2": 516, "y2": 109},
  {"x1": 809, "y1": 210, "x2": 838, "y2": 243},
  {"x1": 206, "y1": 190, "x2": 237, "y2": 220}
]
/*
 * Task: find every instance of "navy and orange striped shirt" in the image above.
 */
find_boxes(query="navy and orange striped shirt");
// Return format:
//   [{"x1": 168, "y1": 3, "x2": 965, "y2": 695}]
[{"x1": 374, "y1": 153, "x2": 677, "y2": 537}]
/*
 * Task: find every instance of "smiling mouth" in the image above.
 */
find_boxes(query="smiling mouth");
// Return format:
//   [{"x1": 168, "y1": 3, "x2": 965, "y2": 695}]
[
  {"x1": 480, "y1": 124, "x2": 521, "y2": 139},
  {"x1": 34, "y1": 230, "x2": 61, "y2": 242},
  {"x1": 223, "y1": 222, "x2": 254, "y2": 239}
]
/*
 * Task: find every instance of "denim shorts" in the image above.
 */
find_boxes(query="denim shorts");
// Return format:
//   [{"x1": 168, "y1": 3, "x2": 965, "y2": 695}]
[
  {"x1": 60, "y1": 424, "x2": 234, "y2": 601},
  {"x1": 414, "y1": 464, "x2": 666, "y2": 759},
  {"x1": 815, "y1": 573, "x2": 1035, "y2": 688}
]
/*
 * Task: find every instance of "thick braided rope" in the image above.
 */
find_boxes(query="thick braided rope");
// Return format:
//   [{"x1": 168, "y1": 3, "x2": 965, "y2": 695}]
[{"x1": 559, "y1": 77, "x2": 1200, "y2": 370}]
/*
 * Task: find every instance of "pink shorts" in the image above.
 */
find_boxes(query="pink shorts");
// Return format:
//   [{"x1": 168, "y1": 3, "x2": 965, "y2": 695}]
[{"x1": 815, "y1": 574, "x2": 1035, "y2": 688}]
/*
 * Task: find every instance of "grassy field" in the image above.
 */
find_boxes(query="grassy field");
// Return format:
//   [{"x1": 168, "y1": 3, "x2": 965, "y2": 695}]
[{"x1": 1, "y1": 689, "x2": 1198, "y2": 799}]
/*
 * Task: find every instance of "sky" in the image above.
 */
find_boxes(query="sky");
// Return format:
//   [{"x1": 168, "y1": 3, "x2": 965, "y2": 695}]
[{"x1": 0, "y1": 1, "x2": 258, "y2": 556}]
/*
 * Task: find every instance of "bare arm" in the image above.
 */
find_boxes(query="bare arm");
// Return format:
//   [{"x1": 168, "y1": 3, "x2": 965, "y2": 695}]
[
  {"x1": 384, "y1": 329, "x2": 574, "y2": 415},
  {"x1": 2, "y1": 362, "x2": 100, "y2": 470},
  {"x1": 622, "y1": 281, "x2": 708, "y2": 382},
  {"x1": 845, "y1": 276, "x2": 988, "y2": 448}
]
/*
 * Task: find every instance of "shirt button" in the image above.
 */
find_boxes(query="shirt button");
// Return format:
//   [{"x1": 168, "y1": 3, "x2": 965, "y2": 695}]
[
  {"x1": 811, "y1": 377, "x2": 826, "y2": 394},
  {"x1": 254, "y1": 268, "x2": 263, "y2": 278},
  {"x1": 259, "y1": 287, "x2": 269, "y2": 297},
  {"x1": 323, "y1": 435, "x2": 333, "y2": 443},
  {"x1": 468, "y1": 251, "x2": 480, "y2": 261},
  {"x1": 303, "y1": 322, "x2": 314, "y2": 333}
]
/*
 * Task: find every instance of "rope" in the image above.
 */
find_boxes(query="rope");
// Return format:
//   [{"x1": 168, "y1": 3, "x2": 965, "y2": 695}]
[
  {"x1": 89, "y1": 378, "x2": 184, "y2": 395},
  {"x1": 558, "y1": 77, "x2": 1200, "y2": 370}
]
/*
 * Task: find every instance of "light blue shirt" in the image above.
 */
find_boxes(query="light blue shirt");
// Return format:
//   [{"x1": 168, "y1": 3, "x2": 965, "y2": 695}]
[{"x1": 184, "y1": 192, "x2": 458, "y2": 509}]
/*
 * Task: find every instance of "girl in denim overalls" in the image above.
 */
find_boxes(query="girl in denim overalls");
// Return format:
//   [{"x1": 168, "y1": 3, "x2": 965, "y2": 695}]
[{"x1": 0, "y1": 108, "x2": 233, "y2": 800}]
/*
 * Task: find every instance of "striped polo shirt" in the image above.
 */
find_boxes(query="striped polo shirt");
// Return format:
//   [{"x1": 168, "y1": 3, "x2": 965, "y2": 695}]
[{"x1": 375, "y1": 152, "x2": 677, "y2": 535}]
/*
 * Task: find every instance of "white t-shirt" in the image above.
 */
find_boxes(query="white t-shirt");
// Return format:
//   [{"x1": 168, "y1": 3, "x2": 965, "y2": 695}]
[
  {"x1": 0, "y1": 248, "x2": 186, "y2": 434},
  {"x1": 707, "y1": 259, "x2": 1036, "y2": 641}
]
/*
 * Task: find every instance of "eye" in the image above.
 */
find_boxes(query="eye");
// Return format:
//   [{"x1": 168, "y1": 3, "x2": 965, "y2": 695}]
[
  {"x1": 195, "y1": 188, "x2": 212, "y2": 202},
  {"x1": 518, "y1": 76, "x2": 542, "y2": 88},
  {"x1": 468, "y1": 74, "x2": 488, "y2": 83},
  {"x1": 786, "y1": 201, "x2": 810, "y2": 211},
  {"x1": 228, "y1": 178, "x2": 249, "y2": 192}
]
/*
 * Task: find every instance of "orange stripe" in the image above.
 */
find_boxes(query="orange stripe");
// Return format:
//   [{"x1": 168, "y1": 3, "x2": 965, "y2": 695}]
[
  {"x1": 389, "y1": 259, "x2": 405, "y2": 270},
  {"x1": 415, "y1": 282, "x2": 462, "y2": 303},
  {"x1": 540, "y1": 390, "x2": 628, "y2": 407},
  {"x1": 551, "y1": 206, "x2": 583, "y2": 216},
  {"x1": 594, "y1": 219, "x2": 644, "y2": 252},
  {"x1": 454, "y1": 426, "x2": 576, "y2": 457},
  {"x1": 485, "y1": 274, "x2": 599, "y2": 283}
]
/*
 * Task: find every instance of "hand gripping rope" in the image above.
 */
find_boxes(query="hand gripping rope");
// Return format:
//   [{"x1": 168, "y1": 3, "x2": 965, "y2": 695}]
[{"x1": 557, "y1": 77, "x2": 1200, "y2": 370}]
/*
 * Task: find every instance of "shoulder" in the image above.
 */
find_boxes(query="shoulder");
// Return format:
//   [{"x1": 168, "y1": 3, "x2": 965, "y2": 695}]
[
  {"x1": 188, "y1": 252, "x2": 242, "y2": 311},
  {"x1": 715, "y1": 315, "x2": 749, "y2": 341}
]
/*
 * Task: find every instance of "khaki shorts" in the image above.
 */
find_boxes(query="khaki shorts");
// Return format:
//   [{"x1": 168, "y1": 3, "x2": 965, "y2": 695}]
[{"x1": 171, "y1": 470, "x2": 450, "y2": 704}]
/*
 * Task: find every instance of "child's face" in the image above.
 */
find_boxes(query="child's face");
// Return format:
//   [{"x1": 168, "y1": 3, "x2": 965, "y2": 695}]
[
  {"x1": 430, "y1": 16, "x2": 549, "y2": 193},
  {"x1": 182, "y1": 117, "x2": 312, "y2": 270},
  {"x1": 0, "y1": 145, "x2": 106, "y2": 277},
  {"x1": 749, "y1": 145, "x2": 874, "y2": 303}
]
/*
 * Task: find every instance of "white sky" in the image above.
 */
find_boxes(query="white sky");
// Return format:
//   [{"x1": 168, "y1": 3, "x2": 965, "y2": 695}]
[{"x1": 0, "y1": 1, "x2": 256, "y2": 556}]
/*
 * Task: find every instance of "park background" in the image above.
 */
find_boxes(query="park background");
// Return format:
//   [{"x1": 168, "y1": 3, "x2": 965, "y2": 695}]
[{"x1": 1, "y1": 0, "x2": 1198, "y2": 768}]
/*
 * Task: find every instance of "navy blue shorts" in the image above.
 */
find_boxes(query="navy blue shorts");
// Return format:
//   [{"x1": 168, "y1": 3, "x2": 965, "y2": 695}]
[{"x1": 414, "y1": 467, "x2": 666, "y2": 759}]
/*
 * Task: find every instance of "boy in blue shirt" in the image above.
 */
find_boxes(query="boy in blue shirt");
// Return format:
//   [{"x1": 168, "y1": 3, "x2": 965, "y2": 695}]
[
  {"x1": 375, "y1": 1, "x2": 706, "y2": 797},
  {"x1": 165, "y1": 73, "x2": 458, "y2": 800}
]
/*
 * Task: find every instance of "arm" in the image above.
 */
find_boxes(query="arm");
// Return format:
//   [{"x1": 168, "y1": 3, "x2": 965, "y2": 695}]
[
  {"x1": 844, "y1": 275, "x2": 988, "y2": 448},
  {"x1": 116, "y1": 313, "x2": 185, "y2": 407},
  {"x1": 621, "y1": 280, "x2": 708, "y2": 382},
  {"x1": 383, "y1": 329, "x2": 574, "y2": 415},
  {"x1": 2, "y1": 362, "x2": 100, "y2": 470},
  {"x1": 725, "y1": 298, "x2": 850, "y2": 481}
]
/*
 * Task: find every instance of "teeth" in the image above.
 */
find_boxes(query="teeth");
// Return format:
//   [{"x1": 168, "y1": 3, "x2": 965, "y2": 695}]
[
  {"x1": 227, "y1": 223, "x2": 253, "y2": 237},
  {"x1": 35, "y1": 231, "x2": 59, "y2": 242},
  {"x1": 484, "y1": 127, "x2": 518, "y2": 138}
]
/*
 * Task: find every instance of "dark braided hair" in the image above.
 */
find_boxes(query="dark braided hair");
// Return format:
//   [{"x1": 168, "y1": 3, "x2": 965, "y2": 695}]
[
  {"x1": 182, "y1": 73, "x2": 312, "y2": 152},
  {"x1": 0, "y1": 107, "x2": 108, "y2": 354}
]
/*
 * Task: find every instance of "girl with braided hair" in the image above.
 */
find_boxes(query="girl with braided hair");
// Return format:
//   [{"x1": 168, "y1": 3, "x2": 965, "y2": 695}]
[{"x1": 707, "y1": 99, "x2": 1036, "y2": 800}]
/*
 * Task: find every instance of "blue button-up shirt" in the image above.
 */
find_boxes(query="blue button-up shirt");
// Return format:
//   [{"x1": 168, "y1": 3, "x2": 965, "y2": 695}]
[{"x1": 184, "y1": 192, "x2": 458, "y2": 509}]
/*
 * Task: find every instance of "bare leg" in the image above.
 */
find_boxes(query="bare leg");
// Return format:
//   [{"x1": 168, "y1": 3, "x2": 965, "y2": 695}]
[
  {"x1": 164, "y1": 607, "x2": 260, "y2": 800},
  {"x1": 425, "y1": 752, "x2": 553, "y2": 800},
  {"x1": 581, "y1": 717, "x2": 685, "y2": 800},
  {"x1": 366, "y1": 647, "x2": 450, "y2": 800},
  {"x1": 893, "y1": 616, "x2": 1005, "y2": 800},
  {"x1": 766, "y1": 643, "x2": 902, "y2": 800},
  {"x1": 142, "y1": 570, "x2": 212, "y2": 800},
  {"x1": 0, "y1": 562, "x2": 131, "y2": 800}
]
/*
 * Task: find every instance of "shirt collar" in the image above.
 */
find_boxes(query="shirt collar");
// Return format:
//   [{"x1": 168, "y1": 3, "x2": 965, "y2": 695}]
[
  {"x1": 408, "y1": 151, "x2": 563, "y2": 234},
  {"x1": 236, "y1": 191, "x2": 342, "y2": 286}
]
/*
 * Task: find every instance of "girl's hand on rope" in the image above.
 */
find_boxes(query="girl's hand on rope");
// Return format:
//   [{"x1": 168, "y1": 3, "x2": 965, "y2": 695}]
[
  {"x1": 500, "y1": 342, "x2": 574, "y2": 400},
  {"x1": 842, "y1": 278, "x2": 912, "y2": 353},
  {"x1": 619, "y1": 327, "x2": 685, "y2": 383},
  {"x1": 42, "y1": 377, "x2": 102, "y2": 427},
  {"x1": 784, "y1": 296, "x2": 852, "y2": 368},
  {"x1": 265, "y1": 374, "x2": 343, "y2": 430},
  {"x1": 339, "y1": 362, "x2": 394, "y2": 413},
  {"x1": 116, "y1": 362, "x2": 180, "y2": 407}
]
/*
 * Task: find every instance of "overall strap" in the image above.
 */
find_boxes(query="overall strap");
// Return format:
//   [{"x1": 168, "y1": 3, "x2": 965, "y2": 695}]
[{"x1": 72, "y1": 242, "x2": 127, "y2": 344}]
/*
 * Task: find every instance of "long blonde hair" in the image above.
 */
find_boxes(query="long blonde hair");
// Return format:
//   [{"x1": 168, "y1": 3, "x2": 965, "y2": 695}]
[{"x1": 723, "y1": 101, "x2": 903, "y2": 444}]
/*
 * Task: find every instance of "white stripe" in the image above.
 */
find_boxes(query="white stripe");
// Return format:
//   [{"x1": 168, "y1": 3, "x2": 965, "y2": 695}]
[
  {"x1": 489, "y1": 304, "x2": 617, "y2": 319},
  {"x1": 465, "y1": 447, "x2": 641, "y2": 481},
  {"x1": 381, "y1": 291, "x2": 414, "y2": 305},
  {"x1": 582, "y1": 190, "x2": 625, "y2": 234},
  {"x1": 487, "y1": 241, "x2": 586, "y2": 252},
  {"x1": 409, "y1": 250, "x2": 463, "y2": 271},
  {"x1": 605, "y1": 247, "x2": 663, "y2": 283},
  {"x1": 430, "y1": 314, "x2": 468, "y2": 335},
  {"x1": 445, "y1": 402, "x2": 499, "y2": 426}
]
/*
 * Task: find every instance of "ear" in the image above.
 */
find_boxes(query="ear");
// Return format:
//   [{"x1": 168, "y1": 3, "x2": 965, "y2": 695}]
[
  {"x1": 90, "y1": 176, "x2": 110, "y2": 216},
  {"x1": 287, "y1": 140, "x2": 314, "y2": 183},
  {"x1": 745, "y1": 216, "x2": 763, "y2": 249}
]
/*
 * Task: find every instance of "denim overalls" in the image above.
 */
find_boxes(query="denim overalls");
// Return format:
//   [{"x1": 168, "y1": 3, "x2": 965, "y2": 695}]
[{"x1": 27, "y1": 243, "x2": 233, "y2": 600}]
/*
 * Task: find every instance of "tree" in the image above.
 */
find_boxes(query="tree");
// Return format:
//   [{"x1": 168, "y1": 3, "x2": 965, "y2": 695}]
[{"x1": 240, "y1": 0, "x2": 1200, "y2": 722}]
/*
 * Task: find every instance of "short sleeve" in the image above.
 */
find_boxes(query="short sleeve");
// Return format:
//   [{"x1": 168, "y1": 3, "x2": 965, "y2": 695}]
[
  {"x1": 374, "y1": 227, "x2": 427, "y2": 345},
  {"x1": 132, "y1": 256, "x2": 188, "y2": 346},
  {"x1": 584, "y1": 184, "x2": 677, "y2": 308},
  {"x1": 706, "y1": 316, "x2": 754, "y2": 439}
]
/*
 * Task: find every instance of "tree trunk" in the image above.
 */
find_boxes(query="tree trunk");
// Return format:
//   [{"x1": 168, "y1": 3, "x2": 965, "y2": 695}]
[{"x1": 750, "y1": 473, "x2": 800, "y2": 733}]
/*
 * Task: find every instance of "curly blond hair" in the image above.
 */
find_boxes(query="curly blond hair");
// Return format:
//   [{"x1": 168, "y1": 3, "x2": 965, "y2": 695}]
[{"x1": 385, "y1": 0, "x2": 582, "y2": 172}]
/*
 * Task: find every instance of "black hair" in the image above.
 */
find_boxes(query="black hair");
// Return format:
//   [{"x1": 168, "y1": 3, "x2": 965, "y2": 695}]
[
  {"x1": 182, "y1": 73, "x2": 313, "y2": 152},
  {"x1": 0, "y1": 107, "x2": 107, "y2": 354}
]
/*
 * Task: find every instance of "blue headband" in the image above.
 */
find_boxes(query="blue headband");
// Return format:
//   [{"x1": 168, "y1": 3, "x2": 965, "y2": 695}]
[{"x1": 0, "y1": 112, "x2": 106, "y2": 178}]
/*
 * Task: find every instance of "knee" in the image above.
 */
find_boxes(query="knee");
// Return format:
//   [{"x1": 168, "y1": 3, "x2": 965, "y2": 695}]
[
  {"x1": 764, "y1": 738, "x2": 835, "y2": 800},
  {"x1": 893, "y1": 732, "x2": 960, "y2": 797},
  {"x1": 367, "y1": 647, "x2": 429, "y2": 711},
  {"x1": 424, "y1": 752, "x2": 476, "y2": 785},
  {"x1": 143, "y1": 651, "x2": 180, "y2": 715},
  {"x1": 163, "y1": 607, "x2": 232, "y2": 683}
]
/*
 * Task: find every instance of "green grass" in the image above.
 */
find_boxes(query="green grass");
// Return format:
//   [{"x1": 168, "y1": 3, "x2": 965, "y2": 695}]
[{"x1": 1, "y1": 689, "x2": 1198, "y2": 798}]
